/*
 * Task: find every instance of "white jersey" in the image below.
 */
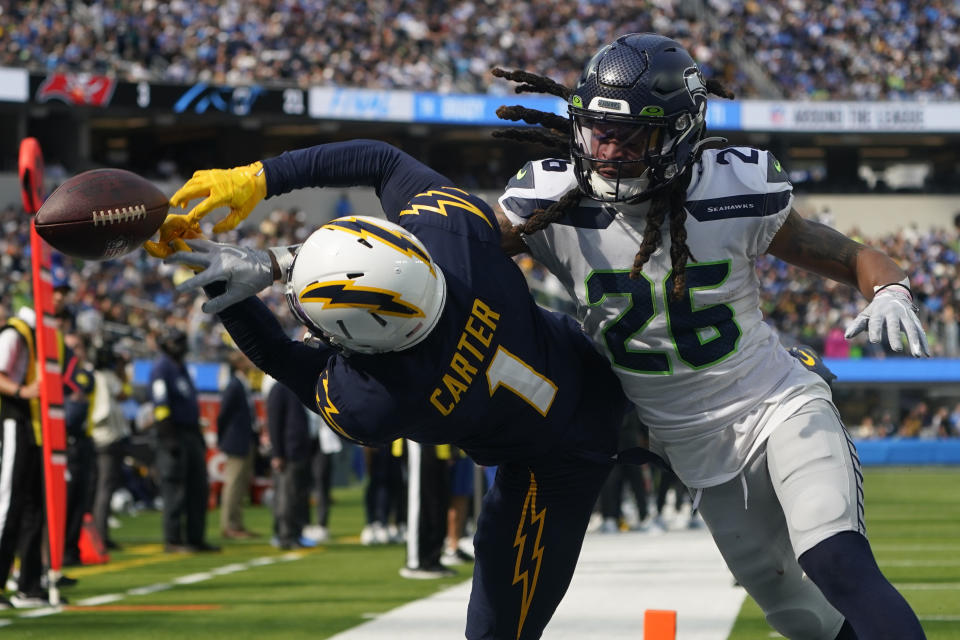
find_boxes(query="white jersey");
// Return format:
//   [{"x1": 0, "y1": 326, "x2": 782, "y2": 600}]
[{"x1": 499, "y1": 149, "x2": 832, "y2": 488}]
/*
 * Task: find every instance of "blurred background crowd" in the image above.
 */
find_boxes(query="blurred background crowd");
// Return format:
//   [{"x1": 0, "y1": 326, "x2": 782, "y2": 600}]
[{"x1": 2, "y1": 0, "x2": 958, "y2": 100}]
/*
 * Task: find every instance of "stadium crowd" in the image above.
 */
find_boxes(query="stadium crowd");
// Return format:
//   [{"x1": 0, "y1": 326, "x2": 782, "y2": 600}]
[
  {"x1": 2, "y1": 0, "x2": 957, "y2": 100},
  {"x1": 708, "y1": 0, "x2": 960, "y2": 101}
]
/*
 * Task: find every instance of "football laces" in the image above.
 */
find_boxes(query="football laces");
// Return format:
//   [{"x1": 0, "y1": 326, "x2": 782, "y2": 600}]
[{"x1": 91, "y1": 204, "x2": 147, "y2": 226}]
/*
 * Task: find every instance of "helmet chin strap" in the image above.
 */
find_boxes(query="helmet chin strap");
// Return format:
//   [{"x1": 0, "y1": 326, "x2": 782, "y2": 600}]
[{"x1": 588, "y1": 170, "x2": 650, "y2": 202}]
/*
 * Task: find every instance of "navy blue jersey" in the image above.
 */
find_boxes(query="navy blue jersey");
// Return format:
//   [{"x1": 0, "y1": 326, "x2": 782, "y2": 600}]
[
  {"x1": 149, "y1": 353, "x2": 199, "y2": 426},
  {"x1": 219, "y1": 140, "x2": 626, "y2": 465}
]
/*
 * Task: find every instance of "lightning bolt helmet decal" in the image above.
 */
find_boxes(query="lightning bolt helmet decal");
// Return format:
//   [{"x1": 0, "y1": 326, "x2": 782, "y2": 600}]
[{"x1": 299, "y1": 279, "x2": 425, "y2": 318}]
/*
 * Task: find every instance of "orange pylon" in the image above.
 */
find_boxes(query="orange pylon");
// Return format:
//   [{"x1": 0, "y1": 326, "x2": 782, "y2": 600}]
[{"x1": 644, "y1": 609, "x2": 677, "y2": 640}]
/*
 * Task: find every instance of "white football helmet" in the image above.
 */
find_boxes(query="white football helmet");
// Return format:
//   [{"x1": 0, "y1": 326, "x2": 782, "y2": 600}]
[{"x1": 286, "y1": 216, "x2": 446, "y2": 354}]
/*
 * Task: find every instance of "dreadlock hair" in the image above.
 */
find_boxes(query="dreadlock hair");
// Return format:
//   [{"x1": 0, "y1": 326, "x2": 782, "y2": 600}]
[
  {"x1": 490, "y1": 68, "x2": 571, "y2": 99},
  {"x1": 517, "y1": 185, "x2": 583, "y2": 235},
  {"x1": 632, "y1": 170, "x2": 697, "y2": 299},
  {"x1": 492, "y1": 66, "x2": 735, "y2": 301}
]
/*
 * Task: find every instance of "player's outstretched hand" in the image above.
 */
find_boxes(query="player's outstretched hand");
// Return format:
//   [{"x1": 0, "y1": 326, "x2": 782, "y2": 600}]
[
  {"x1": 169, "y1": 161, "x2": 266, "y2": 233},
  {"x1": 844, "y1": 283, "x2": 930, "y2": 357},
  {"x1": 143, "y1": 213, "x2": 204, "y2": 258},
  {"x1": 165, "y1": 239, "x2": 275, "y2": 314}
]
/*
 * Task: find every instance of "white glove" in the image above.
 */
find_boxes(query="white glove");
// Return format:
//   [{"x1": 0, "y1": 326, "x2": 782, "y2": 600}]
[
  {"x1": 166, "y1": 239, "x2": 276, "y2": 314},
  {"x1": 844, "y1": 283, "x2": 930, "y2": 357}
]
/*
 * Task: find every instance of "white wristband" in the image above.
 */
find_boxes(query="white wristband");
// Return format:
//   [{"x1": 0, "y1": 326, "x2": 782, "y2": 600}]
[{"x1": 873, "y1": 277, "x2": 911, "y2": 298}]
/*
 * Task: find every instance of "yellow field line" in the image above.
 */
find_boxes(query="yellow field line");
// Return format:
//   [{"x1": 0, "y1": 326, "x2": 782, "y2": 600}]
[{"x1": 67, "y1": 544, "x2": 291, "y2": 577}]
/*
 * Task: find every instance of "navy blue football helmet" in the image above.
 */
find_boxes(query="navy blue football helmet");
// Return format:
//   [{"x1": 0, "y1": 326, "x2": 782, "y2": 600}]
[{"x1": 568, "y1": 33, "x2": 708, "y2": 203}]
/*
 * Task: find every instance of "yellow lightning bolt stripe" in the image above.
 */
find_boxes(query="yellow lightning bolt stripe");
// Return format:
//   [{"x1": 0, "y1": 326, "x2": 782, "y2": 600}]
[
  {"x1": 398, "y1": 188, "x2": 494, "y2": 229},
  {"x1": 316, "y1": 371, "x2": 353, "y2": 442},
  {"x1": 322, "y1": 216, "x2": 436, "y2": 277},
  {"x1": 512, "y1": 471, "x2": 546, "y2": 639},
  {"x1": 299, "y1": 279, "x2": 425, "y2": 318}
]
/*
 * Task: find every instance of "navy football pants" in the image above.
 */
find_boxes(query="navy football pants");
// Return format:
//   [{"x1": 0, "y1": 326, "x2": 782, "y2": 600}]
[{"x1": 466, "y1": 453, "x2": 612, "y2": 640}]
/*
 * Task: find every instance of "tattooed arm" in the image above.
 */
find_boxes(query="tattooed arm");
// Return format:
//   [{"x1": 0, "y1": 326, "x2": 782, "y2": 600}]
[{"x1": 766, "y1": 209, "x2": 907, "y2": 301}]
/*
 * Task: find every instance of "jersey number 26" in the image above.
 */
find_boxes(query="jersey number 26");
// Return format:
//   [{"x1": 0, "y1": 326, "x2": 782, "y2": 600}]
[{"x1": 586, "y1": 261, "x2": 741, "y2": 374}]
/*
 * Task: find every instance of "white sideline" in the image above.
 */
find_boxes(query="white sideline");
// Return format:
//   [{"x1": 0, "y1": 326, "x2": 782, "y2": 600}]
[{"x1": 330, "y1": 526, "x2": 746, "y2": 640}]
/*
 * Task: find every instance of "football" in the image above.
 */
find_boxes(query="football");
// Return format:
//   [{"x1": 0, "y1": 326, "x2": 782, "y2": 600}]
[{"x1": 35, "y1": 168, "x2": 169, "y2": 260}]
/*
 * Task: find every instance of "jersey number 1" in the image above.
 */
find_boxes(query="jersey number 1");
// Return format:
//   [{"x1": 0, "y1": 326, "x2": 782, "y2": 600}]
[
  {"x1": 486, "y1": 346, "x2": 558, "y2": 416},
  {"x1": 585, "y1": 261, "x2": 741, "y2": 374}
]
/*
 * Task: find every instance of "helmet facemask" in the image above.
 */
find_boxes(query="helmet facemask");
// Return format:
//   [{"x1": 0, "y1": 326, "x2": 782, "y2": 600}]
[{"x1": 570, "y1": 103, "x2": 704, "y2": 204}]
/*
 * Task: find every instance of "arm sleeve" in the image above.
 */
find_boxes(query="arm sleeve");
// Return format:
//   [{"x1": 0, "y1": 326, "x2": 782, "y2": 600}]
[
  {"x1": 207, "y1": 282, "x2": 330, "y2": 411},
  {"x1": 261, "y1": 139, "x2": 450, "y2": 220}
]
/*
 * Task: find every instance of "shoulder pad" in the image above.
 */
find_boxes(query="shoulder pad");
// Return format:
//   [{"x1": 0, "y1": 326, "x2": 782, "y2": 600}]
[
  {"x1": 500, "y1": 158, "x2": 578, "y2": 220},
  {"x1": 686, "y1": 147, "x2": 793, "y2": 221},
  {"x1": 697, "y1": 147, "x2": 790, "y2": 192}
]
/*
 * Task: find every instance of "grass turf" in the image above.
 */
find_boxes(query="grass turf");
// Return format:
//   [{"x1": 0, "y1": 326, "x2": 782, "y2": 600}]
[{"x1": 3, "y1": 467, "x2": 958, "y2": 638}]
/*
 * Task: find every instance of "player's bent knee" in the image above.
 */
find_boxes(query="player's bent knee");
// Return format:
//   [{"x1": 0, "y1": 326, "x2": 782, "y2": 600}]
[
  {"x1": 713, "y1": 531, "x2": 845, "y2": 639},
  {"x1": 766, "y1": 606, "x2": 844, "y2": 640}
]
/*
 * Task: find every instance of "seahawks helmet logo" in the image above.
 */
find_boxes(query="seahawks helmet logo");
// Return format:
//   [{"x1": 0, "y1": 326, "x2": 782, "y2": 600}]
[{"x1": 683, "y1": 66, "x2": 707, "y2": 99}]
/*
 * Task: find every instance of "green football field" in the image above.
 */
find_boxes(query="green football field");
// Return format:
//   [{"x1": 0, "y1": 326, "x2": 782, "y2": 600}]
[{"x1": 3, "y1": 467, "x2": 958, "y2": 638}]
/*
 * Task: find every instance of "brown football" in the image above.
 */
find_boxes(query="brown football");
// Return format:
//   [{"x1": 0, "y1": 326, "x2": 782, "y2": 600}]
[{"x1": 35, "y1": 168, "x2": 168, "y2": 260}]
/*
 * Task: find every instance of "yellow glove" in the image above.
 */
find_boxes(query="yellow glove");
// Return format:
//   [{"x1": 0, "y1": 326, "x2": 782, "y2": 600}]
[
  {"x1": 169, "y1": 161, "x2": 266, "y2": 233},
  {"x1": 143, "y1": 213, "x2": 205, "y2": 259}
]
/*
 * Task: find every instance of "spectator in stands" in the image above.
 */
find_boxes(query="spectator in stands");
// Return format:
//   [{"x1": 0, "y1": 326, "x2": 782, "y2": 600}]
[
  {"x1": 927, "y1": 406, "x2": 952, "y2": 439},
  {"x1": 948, "y1": 403, "x2": 960, "y2": 437},
  {"x1": 823, "y1": 326, "x2": 851, "y2": 359},
  {"x1": 876, "y1": 410, "x2": 899, "y2": 438},
  {"x1": 150, "y1": 328, "x2": 219, "y2": 553},
  {"x1": 217, "y1": 351, "x2": 260, "y2": 539},
  {"x1": 90, "y1": 343, "x2": 131, "y2": 552},
  {"x1": 851, "y1": 415, "x2": 879, "y2": 440},
  {"x1": 938, "y1": 303, "x2": 958, "y2": 358},
  {"x1": 899, "y1": 401, "x2": 930, "y2": 438},
  {"x1": 0, "y1": 1, "x2": 747, "y2": 97}
]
